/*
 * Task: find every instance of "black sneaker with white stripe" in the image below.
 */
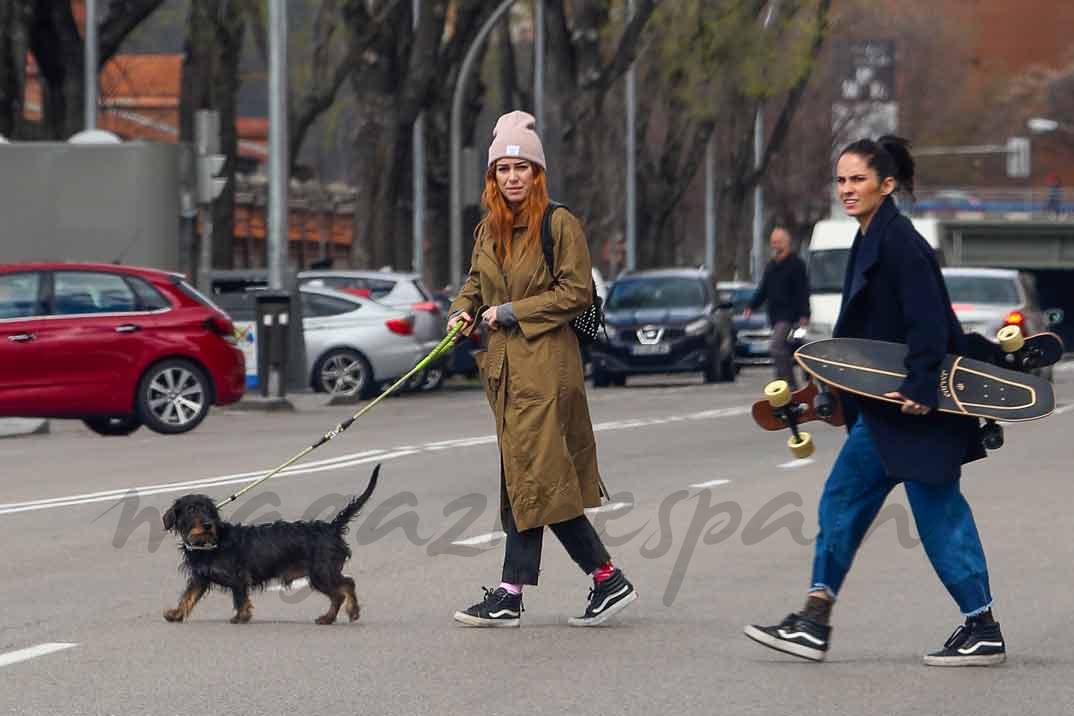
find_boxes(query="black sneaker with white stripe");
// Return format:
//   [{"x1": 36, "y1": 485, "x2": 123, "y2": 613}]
[
  {"x1": 453, "y1": 587, "x2": 523, "y2": 627},
  {"x1": 567, "y1": 569, "x2": 637, "y2": 627},
  {"x1": 923, "y1": 620, "x2": 1006, "y2": 666},
  {"x1": 744, "y1": 613, "x2": 831, "y2": 662}
]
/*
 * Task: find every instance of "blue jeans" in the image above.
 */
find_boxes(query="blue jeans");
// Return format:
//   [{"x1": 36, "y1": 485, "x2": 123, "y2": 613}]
[{"x1": 810, "y1": 417, "x2": 993, "y2": 616}]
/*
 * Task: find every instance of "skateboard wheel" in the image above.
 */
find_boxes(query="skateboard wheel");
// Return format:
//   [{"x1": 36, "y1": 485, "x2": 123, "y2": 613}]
[
  {"x1": 997, "y1": 325, "x2": 1024, "y2": 353},
  {"x1": 788, "y1": 431, "x2": 814, "y2": 459},
  {"x1": 765, "y1": 380, "x2": 792, "y2": 408}
]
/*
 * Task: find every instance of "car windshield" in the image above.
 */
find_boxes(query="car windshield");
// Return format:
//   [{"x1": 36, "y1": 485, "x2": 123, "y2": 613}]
[
  {"x1": 606, "y1": 277, "x2": 707, "y2": 310},
  {"x1": 807, "y1": 249, "x2": 849, "y2": 293},
  {"x1": 944, "y1": 276, "x2": 1021, "y2": 305}
]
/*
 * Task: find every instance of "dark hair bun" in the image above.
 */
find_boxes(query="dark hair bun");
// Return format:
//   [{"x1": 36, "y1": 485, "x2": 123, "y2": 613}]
[{"x1": 877, "y1": 135, "x2": 915, "y2": 196}]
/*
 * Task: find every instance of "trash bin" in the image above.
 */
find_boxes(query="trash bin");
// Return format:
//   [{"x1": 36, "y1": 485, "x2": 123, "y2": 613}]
[{"x1": 255, "y1": 290, "x2": 293, "y2": 398}]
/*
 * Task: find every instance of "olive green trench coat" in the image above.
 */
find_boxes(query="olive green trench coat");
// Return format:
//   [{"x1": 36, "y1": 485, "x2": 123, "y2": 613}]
[{"x1": 450, "y1": 208, "x2": 606, "y2": 531}]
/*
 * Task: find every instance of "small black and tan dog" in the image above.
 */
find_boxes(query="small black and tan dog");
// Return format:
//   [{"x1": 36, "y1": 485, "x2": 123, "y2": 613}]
[{"x1": 162, "y1": 465, "x2": 379, "y2": 625}]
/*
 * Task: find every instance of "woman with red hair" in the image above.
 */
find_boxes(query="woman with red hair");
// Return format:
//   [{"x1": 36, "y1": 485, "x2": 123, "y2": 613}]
[{"x1": 448, "y1": 111, "x2": 636, "y2": 628}]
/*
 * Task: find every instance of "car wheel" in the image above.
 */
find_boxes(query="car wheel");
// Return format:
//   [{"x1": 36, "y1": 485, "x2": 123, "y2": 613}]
[
  {"x1": 136, "y1": 359, "x2": 212, "y2": 435},
  {"x1": 82, "y1": 415, "x2": 142, "y2": 437},
  {"x1": 314, "y1": 348, "x2": 374, "y2": 399},
  {"x1": 592, "y1": 366, "x2": 611, "y2": 388},
  {"x1": 420, "y1": 364, "x2": 445, "y2": 391},
  {"x1": 612, "y1": 374, "x2": 627, "y2": 387}
]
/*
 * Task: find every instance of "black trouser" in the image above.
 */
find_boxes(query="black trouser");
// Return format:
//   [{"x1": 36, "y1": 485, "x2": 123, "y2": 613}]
[
  {"x1": 769, "y1": 320, "x2": 799, "y2": 389},
  {"x1": 500, "y1": 485, "x2": 611, "y2": 586}
]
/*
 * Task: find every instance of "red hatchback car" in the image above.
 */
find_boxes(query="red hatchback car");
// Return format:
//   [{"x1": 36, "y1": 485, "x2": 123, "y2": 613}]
[{"x1": 0, "y1": 263, "x2": 245, "y2": 435}]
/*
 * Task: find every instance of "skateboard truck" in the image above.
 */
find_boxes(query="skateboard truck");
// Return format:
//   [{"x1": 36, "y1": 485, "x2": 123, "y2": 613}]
[
  {"x1": 813, "y1": 382, "x2": 837, "y2": 420},
  {"x1": 764, "y1": 380, "x2": 814, "y2": 459},
  {"x1": 981, "y1": 419, "x2": 1004, "y2": 451},
  {"x1": 997, "y1": 325, "x2": 1049, "y2": 371}
]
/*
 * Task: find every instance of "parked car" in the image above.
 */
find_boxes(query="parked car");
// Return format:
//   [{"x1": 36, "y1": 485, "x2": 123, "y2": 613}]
[
  {"x1": 943, "y1": 267, "x2": 1062, "y2": 379},
  {"x1": 298, "y1": 269, "x2": 445, "y2": 390},
  {"x1": 717, "y1": 281, "x2": 772, "y2": 366},
  {"x1": 215, "y1": 286, "x2": 425, "y2": 399},
  {"x1": 590, "y1": 268, "x2": 736, "y2": 386},
  {"x1": 431, "y1": 290, "x2": 484, "y2": 379},
  {"x1": 0, "y1": 262, "x2": 245, "y2": 435}
]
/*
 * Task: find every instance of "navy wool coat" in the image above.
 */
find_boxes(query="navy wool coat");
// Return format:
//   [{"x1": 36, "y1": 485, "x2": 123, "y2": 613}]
[{"x1": 833, "y1": 196, "x2": 985, "y2": 484}]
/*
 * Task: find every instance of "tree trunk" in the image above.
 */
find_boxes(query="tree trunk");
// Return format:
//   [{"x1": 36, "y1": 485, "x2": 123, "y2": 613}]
[{"x1": 0, "y1": 0, "x2": 32, "y2": 138}]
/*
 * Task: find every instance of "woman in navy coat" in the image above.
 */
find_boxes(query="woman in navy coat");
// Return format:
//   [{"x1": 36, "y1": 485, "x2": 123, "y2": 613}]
[{"x1": 744, "y1": 137, "x2": 1006, "y2": 667}]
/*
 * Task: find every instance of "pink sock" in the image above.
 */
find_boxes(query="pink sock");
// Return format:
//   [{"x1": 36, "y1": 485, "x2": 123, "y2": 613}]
[
  {"x1": 498, "y1": 582, "x2": 522, "y2": 595},
  {"x1": 593, "y1": 562, "x2": 615, "y2": 583}
]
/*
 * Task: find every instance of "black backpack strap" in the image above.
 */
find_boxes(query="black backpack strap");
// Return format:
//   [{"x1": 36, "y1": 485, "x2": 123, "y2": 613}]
[{"x1": 540, "y1": 201, "x2": 568, "y2": 277}]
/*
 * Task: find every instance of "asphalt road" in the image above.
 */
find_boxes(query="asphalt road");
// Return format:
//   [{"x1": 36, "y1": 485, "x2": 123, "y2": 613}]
[{"x1": 2, "y1": 363, "x2": 1074, "y2": 715}]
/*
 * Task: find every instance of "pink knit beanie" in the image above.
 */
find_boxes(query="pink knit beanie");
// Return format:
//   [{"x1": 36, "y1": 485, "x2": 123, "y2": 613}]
[{"x1": 487, "y1": 110, "x2": 546, "y2": 170}]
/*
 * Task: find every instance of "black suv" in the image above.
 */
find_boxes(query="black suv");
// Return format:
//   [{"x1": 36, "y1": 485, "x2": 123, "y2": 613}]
[{"x1": 590, "y1": 268, "x2": 737, "y2": 387}]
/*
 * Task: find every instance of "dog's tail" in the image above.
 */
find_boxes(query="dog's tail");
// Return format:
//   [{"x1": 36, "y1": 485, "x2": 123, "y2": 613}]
[{"x1": 331, "y1": 464, "x2": 380, "y2": 535}]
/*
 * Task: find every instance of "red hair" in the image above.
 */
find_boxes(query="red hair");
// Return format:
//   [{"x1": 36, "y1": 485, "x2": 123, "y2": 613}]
[{"x1": 479, "y1": 163, "x2": 550, "y2": 268}]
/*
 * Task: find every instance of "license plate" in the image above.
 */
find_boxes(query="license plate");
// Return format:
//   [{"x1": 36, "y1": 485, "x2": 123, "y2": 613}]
[{"x1": 632, "y1": 343, "x2": 671, "y2": 356}]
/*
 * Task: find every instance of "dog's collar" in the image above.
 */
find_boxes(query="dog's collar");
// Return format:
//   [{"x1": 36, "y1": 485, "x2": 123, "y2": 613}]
[{"x1": 180, "y1": 538, "x2": 219, "y2": 552}]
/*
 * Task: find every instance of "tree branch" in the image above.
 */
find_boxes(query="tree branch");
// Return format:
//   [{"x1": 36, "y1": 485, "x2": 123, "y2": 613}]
[
  {"x1": 289, "y1": 0, "x2": 400, "y2": 168},
  {"x1": 750, "y1": 0, "x2": 832, "y2": 183},
  {"x1": 99, "y1": 0, "x2": 168, "y2": 64},
  {"x1": 587, "y1": 0, "x2": 659, "y2": 95}
]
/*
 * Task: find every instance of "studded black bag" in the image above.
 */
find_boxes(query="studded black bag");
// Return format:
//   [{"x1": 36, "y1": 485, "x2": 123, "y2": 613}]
[{"x1": 539, "y1": 202, "x2": 605, "y2": 345}]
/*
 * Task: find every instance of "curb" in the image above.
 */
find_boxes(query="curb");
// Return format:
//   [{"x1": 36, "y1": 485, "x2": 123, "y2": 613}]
[{"x1": 0, "y1": 419, "x2": 50, "y2": 439}]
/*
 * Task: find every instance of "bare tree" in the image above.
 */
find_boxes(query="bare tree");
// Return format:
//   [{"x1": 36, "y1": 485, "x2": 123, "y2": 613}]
[
  {"x1": 24, "y1": 0, "x2": 168, "y2": 139},
  {"x1": 0, "y1": 0, "x2": 33, "y2": 138},
  {"x1": 180, "y1": 0, "x2": 245, "y2": 270}
]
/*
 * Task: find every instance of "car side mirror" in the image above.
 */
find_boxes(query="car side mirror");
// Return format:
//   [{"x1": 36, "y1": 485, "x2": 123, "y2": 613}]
[{"x1": 1044, "y1": 307, "x2": 1065, "y2": 327}]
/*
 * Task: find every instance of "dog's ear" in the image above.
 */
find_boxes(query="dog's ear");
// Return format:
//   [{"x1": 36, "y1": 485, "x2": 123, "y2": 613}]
[{"x1": 162, "y1": 505, "x2": 176, "y2": 531}]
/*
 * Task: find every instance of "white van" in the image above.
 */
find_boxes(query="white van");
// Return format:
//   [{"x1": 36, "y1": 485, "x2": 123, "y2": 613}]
[{"x1": 805, "y1": 216, "x2": 940, "y2": 337}]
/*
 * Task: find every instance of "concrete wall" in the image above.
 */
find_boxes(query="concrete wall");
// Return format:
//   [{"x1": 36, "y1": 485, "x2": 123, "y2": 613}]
[{"x1": 0, "y1": 142, "x2": 181, "y2": 270}]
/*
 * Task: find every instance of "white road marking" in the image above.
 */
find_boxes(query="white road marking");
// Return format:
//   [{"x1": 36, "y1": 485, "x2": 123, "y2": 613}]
[
  {"x1": 585, "y1": 501, "x2": 632, "y2": 514},
  {"x1": 690, "y1": 479, "x2": 732, "y2": 488},
  {"x1": 0, "y1": 450, "x2": 413, "y2": 516},
  {"x1": 1055, "y1": 404, "x2": 1074, "y2": 415},
  {"x1": 451, "y1": 531, "x2": 505, "y2": 546},
  {"x1": 0, "y1": 643, "x2": 78, "y2": 668},
  {"x1": 778, "y1": 458, "x2": 815, "y2": 469},
  {"x1": 0, "y1": 405, "x2": 751, "y2": 517}
]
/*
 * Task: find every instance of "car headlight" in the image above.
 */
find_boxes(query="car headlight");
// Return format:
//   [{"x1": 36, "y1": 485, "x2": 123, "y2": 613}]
[{"x1": 685, "y1": 318, "x2": 709, "y2": 336}]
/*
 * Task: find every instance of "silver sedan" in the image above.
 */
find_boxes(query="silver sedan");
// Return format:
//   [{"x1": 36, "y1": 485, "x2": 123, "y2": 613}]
[{"x1": 301, "y1": 287, "x2": 425, "y2": 398}]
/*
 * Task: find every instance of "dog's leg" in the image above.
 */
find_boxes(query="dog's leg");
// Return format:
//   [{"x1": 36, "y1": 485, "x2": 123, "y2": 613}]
[
  {"x1": 340, "y1": 577, "x2": 360, "y2": 623},
  {"x1": 164, "y1": 579, "x2": 207, "y2": 622},
  {"x1": 230, "y1": 583, "x2": 254, "y2": 624},
  {"x1": 310, "y1": 571, "x2": 346, "y2": 625}
]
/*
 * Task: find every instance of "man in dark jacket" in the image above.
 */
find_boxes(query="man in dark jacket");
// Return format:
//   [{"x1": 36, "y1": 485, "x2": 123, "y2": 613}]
[{"x1": 745, "y1": 226, "x2": 810, "y2": 388}]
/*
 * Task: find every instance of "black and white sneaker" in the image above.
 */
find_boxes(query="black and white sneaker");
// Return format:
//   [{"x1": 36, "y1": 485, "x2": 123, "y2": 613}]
[
  {"x1": 567, "y1": 569, "x2": 638, "y2": 627},
  {"x1": 744, "y1": 613, "x2": 831, "y2": 662},
  {"x1": 923, "y1": 620, "x2": 1006, "y2": 666},
  {"x1": 453, "y1": 587, "x2": 523, "y2": 627}
]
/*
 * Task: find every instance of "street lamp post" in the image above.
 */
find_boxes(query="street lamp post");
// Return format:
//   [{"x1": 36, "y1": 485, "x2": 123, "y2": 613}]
[
  {"x1": 450, "y1": 0, "x2": 519, "y2": 287},
  {"x1": 84, "y1": 0, "x2": 97, "y2": 130},
  {"x1": 412, "y1": 0, "x2": 425, "y2": 276}
]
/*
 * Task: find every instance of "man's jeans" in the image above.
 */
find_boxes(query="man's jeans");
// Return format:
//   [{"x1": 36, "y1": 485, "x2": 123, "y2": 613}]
[
  {"x1": 770, "y1": 320, "x2": 798, "y2": 389},
  {"x1": 810, "y1": 417, "x2": 993, "y2": 616}
]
